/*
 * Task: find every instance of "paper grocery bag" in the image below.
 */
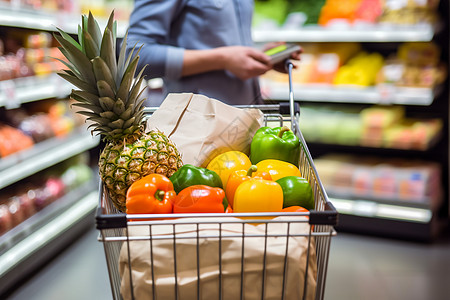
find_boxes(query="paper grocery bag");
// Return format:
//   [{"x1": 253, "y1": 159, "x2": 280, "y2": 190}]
[
  {"x1": 119, "y1": 217, "x2": 317, "y2": 300},
  {"x1": 145, "y1": 93, "x2": 264, "y2": 167}
]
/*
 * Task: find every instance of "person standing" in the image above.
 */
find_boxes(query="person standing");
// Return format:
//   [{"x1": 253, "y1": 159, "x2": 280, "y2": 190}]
[{"x1": 126, "y1": 0, "x2": 299, "y2": 105}]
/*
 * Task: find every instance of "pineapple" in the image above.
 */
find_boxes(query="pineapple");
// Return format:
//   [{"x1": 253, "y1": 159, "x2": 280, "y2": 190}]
[{"x1": 54, "y1": 11, "x2": 182, "y2": 212}]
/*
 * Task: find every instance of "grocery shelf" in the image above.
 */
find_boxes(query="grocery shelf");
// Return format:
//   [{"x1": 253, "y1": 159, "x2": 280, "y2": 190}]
[
  {"x1": 0, "y1": 74, "x2": 73, "y2": 109},
  {"x1": 330, "y1": 196, "x2": 434, "y2": 223},
  {"x1": 0, "y1": 179, "x2": 97, "y2": 255},
  {"x1": 261, "y1": 80, "x2": 439, "y2": 106},
  {"x1": 0, "y1": 129, "x2": 99, "y2": 189},
  {"x1": 0, "y1": 3, "x2": 127, "y2": 36},
  {"x1": 334, "y1": 210, "x2": 442, "y2": 242},
  {"x1": 306, "y1": 133, "x2": 444, "y2": 155},
  {"x1": 252, "y1": 23, "x2": 436, "y2": 43},
  {"x1": 0, "y1": 181, "x2": 98, "y2": 295}
]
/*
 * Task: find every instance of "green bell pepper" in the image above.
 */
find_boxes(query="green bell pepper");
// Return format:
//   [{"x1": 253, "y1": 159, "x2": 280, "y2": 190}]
[
  {"x1": 276, "y1": 176, "x2": 314, "y2": 210},
  {"x1": 250, "y1": 126, "x2": 300, "y2": 166},
  {"x1": 169, "y1": 164, "x2": 223, "y2": 194}
]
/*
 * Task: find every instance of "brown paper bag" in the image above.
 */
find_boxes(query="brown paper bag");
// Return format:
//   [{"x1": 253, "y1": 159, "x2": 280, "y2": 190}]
[
  {"x1": 119, "y1": 217, "x2": 317, "y2": 300},
  {"x1": 145, "y1": 93, "x2": 264, "y2": 167}
]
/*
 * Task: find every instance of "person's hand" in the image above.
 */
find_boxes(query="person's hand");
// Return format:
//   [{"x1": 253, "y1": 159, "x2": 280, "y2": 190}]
[
  {"x1": 216, "y1": 46, "x2": 272, "y2": 80},
  {"x1": 263, "y1": 42, "x2": 303, "y2": 73}
]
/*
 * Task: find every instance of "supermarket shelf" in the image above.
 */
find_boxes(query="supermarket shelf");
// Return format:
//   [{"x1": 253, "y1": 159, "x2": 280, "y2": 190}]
[
  {"x1": 0, "y1": 3, "x2": 127, "y2": 36},
  {"x1": 261, "y1": 80, "x2": 439, "y2": 106},
  {"x1": 335, "y1": 212, "x2": 442, "y2": 242},
  {"x1": 306, "y1": 132, "x2": 444, "y2": 155},
  {"x1": 0, "y1": 182, "x2": 98, "y2": 295},
  {"x1": 329, "y1": 196, "x2": 445, "y2": 240},
  {"x1": 0, "y1": 180, "x2": 97, "y2": 255},
  {"x1": 252, "y1": 23, "x2": 436, "y2": 43},
  {"x1": 329, "y1": 197, "x2": 433, "y2": 224},
  {"x1": 0, "y1": 129, "x2": 99, "y2": 189},
  {"x1": 0, "y1": 74, "x2": 73, "y2": 109}
]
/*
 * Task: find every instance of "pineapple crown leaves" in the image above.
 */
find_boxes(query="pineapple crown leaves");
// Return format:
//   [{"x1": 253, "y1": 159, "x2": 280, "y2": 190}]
[{"x1": 54, "y1": 11, "x2": 149, "y2": 141}]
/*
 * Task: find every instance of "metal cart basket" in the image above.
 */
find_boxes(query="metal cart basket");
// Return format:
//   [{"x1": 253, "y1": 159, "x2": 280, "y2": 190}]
[{"x1": 96, "y1": 62, "x2": 338, "y2": 300}]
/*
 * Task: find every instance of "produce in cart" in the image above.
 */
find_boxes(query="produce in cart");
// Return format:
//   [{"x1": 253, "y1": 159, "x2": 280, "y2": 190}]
[
  {"x1": 277, "y1": 175, "x2": 315, "y2": 210},
  {"x1": 169, "y1": 164, "x2": 223, "y2": 194},
  {"x1": 255, "y1": 159, "x2": 302, "y2": 181},
  {"x1": 250, "y1": 125, "x2": 301, "y2": 167},
  {"x1": 54, "y1": 11, "x2": 183, "y2": 212},
  {"x1": 125, "y1": 174, "x2": 176, "y2": 214},
  {"x1": 172, "y1": 185, "x2": 226, "y2": 213},
  {"x1": 206, "y1": 150, "x2": 252, "y2": 188}
]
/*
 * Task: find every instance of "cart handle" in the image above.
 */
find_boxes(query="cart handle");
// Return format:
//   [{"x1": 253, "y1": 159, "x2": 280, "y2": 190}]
[{"x1": 285, "y1": 60, "x2": 299, "y2": 133}]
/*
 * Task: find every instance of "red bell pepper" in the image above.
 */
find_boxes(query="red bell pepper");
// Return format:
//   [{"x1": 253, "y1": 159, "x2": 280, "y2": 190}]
[{"x1": 173, "y1": 185, "x2": 225, "y2": 213}]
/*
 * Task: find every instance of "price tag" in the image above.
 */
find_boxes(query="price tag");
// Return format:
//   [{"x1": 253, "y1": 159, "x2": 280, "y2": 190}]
[
  {"x1": 10, "y1": 0, "x2": 21, "y2": 10},
  {"x1": 353, "y1": 200, "x2": 377, "y2": 217},
  {"x1": 382, "y1": 64, "x2": 404, "y2": 82},
  {"x1": 377, "y1": 83, "x2": 396, "y2": 105},
  {"x1": 316, "y1": 54, "x2": 340, "y2": 74},
  {"x1": 1, "y1": 80, "x2": 21, "y2": 109},
  {"x1": 413, "y1": 0, "x2": 427, "y2": 6},
  {"x1": 385, "y1": 0, "x2": 407, "y2": 10}
]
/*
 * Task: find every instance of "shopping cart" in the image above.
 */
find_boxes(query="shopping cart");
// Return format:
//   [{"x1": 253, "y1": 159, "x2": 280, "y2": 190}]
[{"x1": 96, "y1": 61, "x2": 338, "y2": 300}]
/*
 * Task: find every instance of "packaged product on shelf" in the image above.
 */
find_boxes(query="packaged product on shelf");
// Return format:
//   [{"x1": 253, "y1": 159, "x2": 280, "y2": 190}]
[
  {"x1": 376, "y1": 42, "x2": 447, "y2": 88},
  {"x1": 253, "y1": 0, "x2": 290, "y2": 29},
  {"x1": 0, "y1": 30, "x2": 67, "y2": 81},
  {"x1": 333, "y1": 52, "x2": 384, "y2": 87},
  {"x1": 15, "y1": 0, "x2": 78, "y2": 13},
  {"x1": 24, "y1": 32, "x2": 52, "y2": 49},
  {"x1": 318, "y1": 0, "x2": 384, "y2": 27},
  {"x1": 379, "y1": 0, "x2": 440, "y2": 25},
  {"x1": 372, "y1": 164, "x2": 397, "y2": 199},
  {"x1": 300, "y1": 104, "x2": 442, "y2": 150},
  {"x1": 313, "y1": 154, "x2": 355, "y2": 197},
  {"x1": 0, "y1": 49, "x2": 33, "y2": 81},
  {"x1": 315, "y1": 154, "x2": 443, "y2": 206},
  {"x1": 6, "y1": 196, "x2": 26, "y2": 228},
  {"x1": 0, "y1": 204, "x2": 13, "y2": 235},
  {"x1": 305, "y1": 43, "x2": 361, "y2": 85},
  {"x1": 0, "y1": 123, "x2": 34, "y2": 158},
  {"x1": 0, "y1": 155, "x2": 94, "y2": 236},
  {"x1": 285, "y1": 0, "x2": 326, "y2": 26},
  {"x1": 360, "y1": 105, "x2": 405, "y2": 147},
  {"x1": 352, "y1": 165, "x2": 374, "y2": 198},
  {"x1": 384, "y1": 119, "x2": 443, "y2": 150}
]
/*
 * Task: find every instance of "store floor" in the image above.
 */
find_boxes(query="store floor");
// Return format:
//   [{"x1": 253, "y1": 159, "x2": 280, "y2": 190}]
[{"x1": 5, "y1": 222, "x2": 450, "y2": 300}]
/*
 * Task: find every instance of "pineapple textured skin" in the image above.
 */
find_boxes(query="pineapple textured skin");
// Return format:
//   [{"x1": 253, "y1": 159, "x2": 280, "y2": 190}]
[{"x1": 99, "y1": 130, "x2": 183, "y2": 212}]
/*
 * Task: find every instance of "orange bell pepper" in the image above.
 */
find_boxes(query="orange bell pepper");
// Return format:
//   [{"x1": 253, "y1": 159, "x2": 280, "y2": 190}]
[
  {"x1": 126, "y1": 174, "x2": 176, "y2": 214},
  {"x1": 173, "y1": 185, "x2": 225, "y2": 213},
  {"x1": 233, "y1": 179, "x2": 283, "y2": 213},
  {"x1": 282, "y1": 206, "x2": 309, "y2": 213},
  {"x1": 225, "y1": 165, "x2": 272, "y2": 208},
  {"x1": 282, "y1": 206, "x2": 312, "y2": 229}
]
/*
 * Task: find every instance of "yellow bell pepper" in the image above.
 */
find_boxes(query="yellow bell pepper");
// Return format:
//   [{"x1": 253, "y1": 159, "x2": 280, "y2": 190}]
[
  {"x1": 255, "y1": 159, "x2": 301, "y2": 181},
  {"x1": 206, "y1": 151, "x2": 252, "y2": 188},
  {"x1": 225, "y1": 165, "x2": 272, "y2": 208},
  {"x1": 233, "y1": 179, "x2": 283, "y2": 213}
]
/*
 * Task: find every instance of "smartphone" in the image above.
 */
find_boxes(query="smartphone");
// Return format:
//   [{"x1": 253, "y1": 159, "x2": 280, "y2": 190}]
[{"x1": 264, "y1": 44, "x2": 301, "y2": 64}]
